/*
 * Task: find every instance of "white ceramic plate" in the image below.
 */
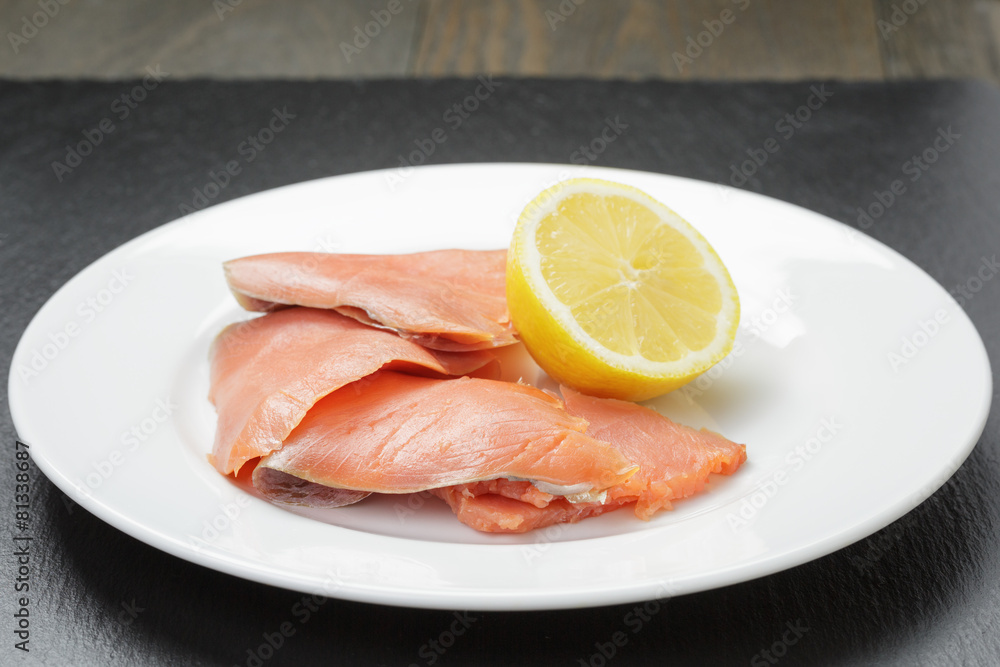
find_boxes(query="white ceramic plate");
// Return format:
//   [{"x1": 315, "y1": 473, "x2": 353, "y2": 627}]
[{"x1": 8, "y1": 164, "x2": 991, "y2": 610}]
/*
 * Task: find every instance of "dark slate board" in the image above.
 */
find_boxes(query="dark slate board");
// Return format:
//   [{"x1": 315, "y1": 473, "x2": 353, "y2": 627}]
[{"x1": 1, "y1": 79, "x2": 998, "y2": 666}]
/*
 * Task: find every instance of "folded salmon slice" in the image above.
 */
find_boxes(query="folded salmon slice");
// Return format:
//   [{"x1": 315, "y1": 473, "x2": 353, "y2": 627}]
[
  {"x1": 564, "y1": 388, "x2": 747, "y2": 519},
  {"x1": 209, "y1": 307, "x2": 494, "y2": 476},
  {"x1": 433, "y1": 388, "x2": 747, "y2": 533},
  {"x1": 223, "y1": 249, "x2": 516, "y2": 351},
  {"x1": 251, "y1": 371, "x2": 638, "y2": 504}
]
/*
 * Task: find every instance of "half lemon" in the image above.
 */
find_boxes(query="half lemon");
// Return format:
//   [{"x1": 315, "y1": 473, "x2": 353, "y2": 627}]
[{"x1": 507, "y1": 177, "x2": 740, "y2": 401}]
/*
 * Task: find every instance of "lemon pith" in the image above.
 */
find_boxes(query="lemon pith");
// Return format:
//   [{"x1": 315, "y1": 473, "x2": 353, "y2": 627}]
[{"x1": 507, "y1": 178, "x2": 740, "y2": 401}]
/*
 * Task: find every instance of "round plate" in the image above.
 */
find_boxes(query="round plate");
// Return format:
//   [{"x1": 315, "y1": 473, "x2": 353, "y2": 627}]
[{"x1": 8, "y1": 163, "x2": 991, "y2": 610}]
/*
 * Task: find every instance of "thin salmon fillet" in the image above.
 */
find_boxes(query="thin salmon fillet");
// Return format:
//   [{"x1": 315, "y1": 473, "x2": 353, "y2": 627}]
[
  {"x1": 209, "y1": 307, "x2": 494, "y2": 476},
  {"x1": 433, "y1": 387, "x2": 747, "y2": 532},
  {"x1": 563, "y1": 388, "x2": 747, "y2": 519},
  {"x1": 251, "y1": 371, "x2": 638, "y2": 504},
  {"x1": 223, "y1": 249, "x2": 516, "y2": 351},
  {"x1": 429, "y1": 487, "x2": 624, "y2": 533}
]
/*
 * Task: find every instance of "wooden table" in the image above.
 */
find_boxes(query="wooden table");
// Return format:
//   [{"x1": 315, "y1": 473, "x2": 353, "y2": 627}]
[{"x1": 1, "y1": 0, "x2": 998, "y2": 84}]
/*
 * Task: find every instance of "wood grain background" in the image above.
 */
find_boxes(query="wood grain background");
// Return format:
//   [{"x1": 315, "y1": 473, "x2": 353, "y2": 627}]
[{"x1": 1, "y1": 1, "x2": 998, "y2": 83}]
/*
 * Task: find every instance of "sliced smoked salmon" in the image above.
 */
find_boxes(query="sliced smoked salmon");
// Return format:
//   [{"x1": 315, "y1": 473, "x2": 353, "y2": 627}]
[
  {"x1": 223, "y1": 249, "x2": 516, "y2": 351},
  {"x1": 429, "y1": 486, "x2": 628, "y2": 533},
  {"x1": 251, "y1": 371, "x2": 638, "y2": 504},
  {"x1": 432, "y1": 387, "x2": 747, "y2": 532},
  {"x1": 563, "y1": 388, "x2": 747, "y2": 519},
  {"x1": 209, "y1": 307, "x2": 494, "y2": 476}
]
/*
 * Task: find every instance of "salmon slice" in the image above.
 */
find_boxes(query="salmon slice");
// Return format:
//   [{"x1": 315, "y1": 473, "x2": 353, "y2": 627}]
[
  {"x1": 563, "y1": 388, "x2": 747, "y2": 519},
  {"x1": 437, "y1": 478, "x2": 558, "y2": 509},
  {"x1": 251, "y1": 371, "x2": 638, "y2": 503},
  {"x1": 429, "y1": 487, "x2": 626, "y2": 533},
  {"x1": 433, "y1": 388, "x2": 747, "y2": 533},
  {"x1": 209, "y1": 307, "x2": 494, "y2": 476},
  {"x1": 223, "y1": 249, "x2": 516, "y2": 351}
]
